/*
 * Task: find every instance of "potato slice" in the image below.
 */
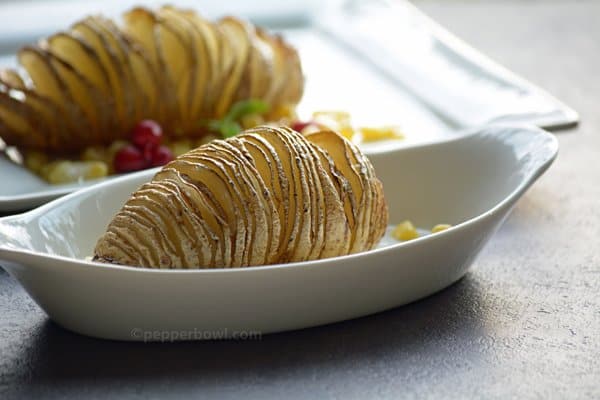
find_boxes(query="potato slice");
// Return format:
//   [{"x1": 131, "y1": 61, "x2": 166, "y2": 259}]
[
  {"x1": 305, "y1": 130, "x2": 384, "y2": 253},
  {"x1": 0, "y1": 95, "x2": 36, "y2": 149},
  {"x1": 238, "y1": 133, "x2": 289, "y2": 258},
  {"x1": 0, "y1": 91, "x2": 38, "y2": 147},
  {"x1": 191, "y1": 149, "x2": 251, "y2": 266},
  {"x1": 0, "y1": 69, "x2": 26, "y2": 90},
  {"x1": 180, "y1": 10, "x2": 220, "y2": 119},
  {"x1": 150, "y1": 181, "x2": 207, "y2": 267},
  {"x1": 0, "y1": 68, "x2": 70, "y2": 151},
  {"x1": 244, "y1": 127, "x2": 305, "y2": 262},
  {"x1": 247, "y1": 30, "x2": 273, "y2": 101},
  {"x1": 4, "y1": 88, "x2": 71, "y2": 152},
  {"x1": 201, "y1": 153, "x2": 248, "y2": 267},
  {"x1": 166, "y1": 171, "x2": 225, "y2": 267},
  {"x1": 285, "y1": 45, "x2": 304, "y2": 106},
  {"x1": 344, "y1": 142, "x2": 372, "y2": 253},
  {"x1": 93, "y1": 182, "x2": 162, "y2": 266},
  {"x1": 204, "y1": 140, "x2": 271, "y2": 266},
  {"x1": 234, "y1": 134, "x2": 287, "y2": 260},
  {"x1": 268, "y1": 39, "x2": 303, "y2": 112},
  {"x1": 17, "y1": 47, "x2": 91, "y2": 149},
  {"x1": 280, "y1": 127, "x2": 323, "y2": 260},
  {"x1": 122, "y1": 7, "x2": 173, "y2": 128},
  {"x1": 371, "y1": 178, "x2": 388, "y2": 249},
  {"x1": 45, "y1": 51, "x2": 105, "y2": 143},
  {"x1": 268, "y1": 127, "x2": 312, "y2": 261},
  {"x1": 177, "y1": 10, "x2": 212, "y2": 120},
  {"x1": 0, "y1": 77, "x2": 42, "y2": 146},
  {"x1": 126, "y1": 45, "x2": 160, "y2": 121},
  {"x1": 93, "y1": 223, "x2": 142, "y2": 267},
  {"x1": 154, "y1": 26, "x2": 183, "y2": 131},
  {"x1": 294, "y1": 127, "x2": 349, "y2": 260},
  {"x1": 367, "y1": 162, "x2": 387, "y2": 249},
  {"x1": 124, "y1": 184, "x2": 186, "y2": 267},
  {"x1": 242, "y1": 128, "x2": 294, "y2": 260},
  {"x1": 44, "y1": 32, "x2": 111, "y2": 96},
  {"x1": 18, "y1": 47, "x2": 67, "y2": 109},
  {"x1": 107, "y1": 200, "x2": 165, "y2": 267},
  {"x1": 171, "y1": 153, "x2": 246, "y2": 267},
  {"x1": 96, "y1": 160, "x2": 230, "y2": 268},
  {"x1": 146, "y1": 169, "x2": 222, "y2": 268},
  {"x1": 231, "y1": 28, "x2": 253, "y2": 101},
  {"x1": 227, "y1": 137, "x2": 282, "y2": 265},
  {"x1": 154, "y1": 11, "x2": 192, "y2": 132},
  {"x1": 157, "y1": 6, "x2": 198, "y2": 130},
  {"x1": 299, "y1": 131, "x2": 350, "y2": 259},
  {"x1": 261, "y1": 31, "x2": 288, "y2": 110},
  {"x1": 285, "y1": 137, "x2": 313, "y2": 262},
  {"x1": 214, "y1": 17, "x2": 251, "y2": 118},
  {"x1": 82, "y1": 16, "x2": 139, "y2": 129},
  {"x1": 343, "y1": 138, "x2": 376, "y2": 252},
  {"x1": 215, "y1": 143, "x2": 267, "y2": 266},
  {"x1": 42, "y1": 34, "x2": 116, "y2": 146},
  {"x1": 304, "y1": 131, "x2": 362, "y2": 251},
  {"x1": 164, "y1": 177, "x2": 225, "y2": 267},
  {"x1": 158, "y1": 166, "x2": 230, "y2": 267},
  {"x1": 71, "y1": 17, "x2": 132, "y2": 132},
  {"x1": 307, "y1": 141, "x2": 351, "y2": 257},
  {"x1": 122, "y1": 8, "x2": 159, "y2": 66}
]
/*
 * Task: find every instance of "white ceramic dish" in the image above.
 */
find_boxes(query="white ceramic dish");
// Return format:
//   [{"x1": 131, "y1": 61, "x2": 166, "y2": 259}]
[
  {"x1": 0, "y1": 124, "x2": 557, "y2": 341},
  {"x1": 0, "y1": 0, "x2": 576, "y2": 212}
]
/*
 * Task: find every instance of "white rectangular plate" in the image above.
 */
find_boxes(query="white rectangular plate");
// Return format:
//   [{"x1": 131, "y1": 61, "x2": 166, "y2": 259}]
[{"x1": 0, "y1": 0, "x2": 577, "y2": 212}]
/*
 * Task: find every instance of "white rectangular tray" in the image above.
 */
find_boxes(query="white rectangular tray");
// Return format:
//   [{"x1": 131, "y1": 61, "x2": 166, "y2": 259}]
[{"x1": 0, "y1": 0, "x2": 577, "y2": 213}]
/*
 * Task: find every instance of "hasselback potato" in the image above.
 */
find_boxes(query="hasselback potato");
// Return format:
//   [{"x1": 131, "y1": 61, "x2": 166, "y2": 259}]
[
  {"x1": 94, "y1": 126, "x2": 388, "y2": 268},
  {"x1": 0, "y1": 6, "x2": 303, "y2": 153}
]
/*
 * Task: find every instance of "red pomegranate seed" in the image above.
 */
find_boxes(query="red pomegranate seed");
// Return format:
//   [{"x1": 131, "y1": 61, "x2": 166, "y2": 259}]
[
  {"x1": 132, "y1": 120, "x2": 163, "y2": 149},
  {"x1": 290, "y1": 120, "x2": 315, "y2": 133},
  {"x1": 141, "y1": 143, "x2": 155, "y2": 164},
  {"x1": 114, "y1": 145, "x2": 148, "y2": 173},
  {"x1": 150, "y1": 145, "x2": 174, "y2": 167}
]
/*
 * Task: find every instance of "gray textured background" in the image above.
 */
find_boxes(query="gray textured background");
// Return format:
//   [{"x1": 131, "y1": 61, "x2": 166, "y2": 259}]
[{"x1": 1, "y1": 1, "x2": 599, "y2": 398}]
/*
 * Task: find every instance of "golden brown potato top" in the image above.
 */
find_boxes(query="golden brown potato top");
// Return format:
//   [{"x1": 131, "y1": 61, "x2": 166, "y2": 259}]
[
  {"x1": 0, "y1": 6, "x2": 303, "y2": 153},
  {"x1": 94, "y1": 126, "x2": 388, "y2": 269}
]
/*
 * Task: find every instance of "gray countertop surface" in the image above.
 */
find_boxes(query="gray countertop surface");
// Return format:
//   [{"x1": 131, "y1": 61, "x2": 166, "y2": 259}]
[{"x1": 1, "y1": 1, "x2": 599, "y2": 398}]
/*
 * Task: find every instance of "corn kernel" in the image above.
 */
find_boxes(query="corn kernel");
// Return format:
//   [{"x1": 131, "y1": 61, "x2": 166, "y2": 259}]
[
  {"x1": 195, "y1": 134, "x2": 220, "y2": 147},
  {"x1": 392, "y1": 220, "x2": 419, "y2": 241},
  {"x1": 42, "y1": 160, "x2": 108, "y2": 184},
  {"x1": 84, "y1": 161, "x2": 109, "y2": 180},
  {"x1": 269, "y1": 103, "x2": 297, "y2": 121},
  {"x1": 169, "y1": 139, "x2": 193, "y2": 157},
  {"x1": 81, "y1": 146, "x2": 107, "y2": 162},
  {"x1": 241, "y1": 113, "x2": 265, "y2": 129},
  {"x1": 107, "y1": 140, "x2": 128, "y2": 160},
  {"x1": 360, "y1": 126, "x2": 404, "y2": 142},
  {"x1": 431, "y1": 224, "x2": 452, "y2": 233},
  {"x1": 300, "y1": 124, "x2": 322, "y2": 135},
  {"x1": 312, "y1": 110, "x2": 354, "y2": 140},
  {"x1": 24, "y1": 151, "x2": 48, "y2": 174},
  {"x1": 313, "y1": 110, "x2": 351, "y2": 123},
  {"x1": 104, "y1": 140, "x2": 128, "y2": 173}
]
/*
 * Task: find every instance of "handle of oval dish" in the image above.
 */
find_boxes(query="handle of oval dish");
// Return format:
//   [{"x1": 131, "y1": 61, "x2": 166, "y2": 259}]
[
  {"x1": 475, "y1": 124, "x2": 559, "y2": 203},
  {"x1": 0, "y1": 215, "x2": 33, "y2": 254}
]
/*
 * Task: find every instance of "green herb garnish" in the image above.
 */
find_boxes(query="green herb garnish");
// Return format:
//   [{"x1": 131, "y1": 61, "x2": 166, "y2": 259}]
[{"x1": 202, "y1": 99, "x2": 270, "y2": 138}]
